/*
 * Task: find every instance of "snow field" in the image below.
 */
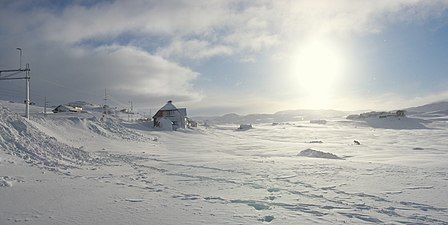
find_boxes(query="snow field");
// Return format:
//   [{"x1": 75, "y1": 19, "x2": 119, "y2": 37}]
[{"x1": 0, "y1": 101, "x2": 447, "y2": 224}]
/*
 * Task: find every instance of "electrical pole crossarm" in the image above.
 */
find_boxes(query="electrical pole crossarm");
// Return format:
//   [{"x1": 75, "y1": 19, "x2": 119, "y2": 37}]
[
  {"x1": 0, "y1": 77, "x2": 29, "y2": 80},
  {"x1": 0, "y1": 68, "x2": 30, "y2": 73}
]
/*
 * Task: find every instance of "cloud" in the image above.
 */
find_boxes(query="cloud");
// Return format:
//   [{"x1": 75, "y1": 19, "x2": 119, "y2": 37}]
[
  {"x1": 0, "y1": 42, "x2": 202, "y2": 106},
  {"x1": 0, "y1": 1, "x2": 229, "y2": 44},
  {"x1": 1, "y1": 0, "x2": 448, "y2": 113},
  {"x1": 157, "y1": 39, "x2": 233, "y2": 61},
  {"x1": 3, "y1": 1, "x2": 447, "y2": 57},
  {"x1": 0, "y1": 1, "x2": 207, "y2": 107},
  {"x1": 37, "y1": 45, "x2": 201, "y2": 103}
]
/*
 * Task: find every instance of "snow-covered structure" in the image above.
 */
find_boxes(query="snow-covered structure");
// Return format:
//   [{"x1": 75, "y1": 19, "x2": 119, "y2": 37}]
[
  {"x1": 237, "y1": 124, "x2": 253, "y2": 130},
  {"x1": 52, "y1": 105, "x2": 82, "y2": 113},
  {"x1": 153, "y1": 101, "x2": 187, "y2": 130},
  {"x1": 347, "y1": 110, "x2": 406, "y2": 120}
]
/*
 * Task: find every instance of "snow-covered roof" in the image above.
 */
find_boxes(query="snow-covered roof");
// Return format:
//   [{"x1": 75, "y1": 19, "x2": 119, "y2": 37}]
[
  {"x1": 53, "y1": 104, "x2": 82, "y2": 113},
  {"x1": 159, "y1": 100, "x2": 177, "y2": 110}
]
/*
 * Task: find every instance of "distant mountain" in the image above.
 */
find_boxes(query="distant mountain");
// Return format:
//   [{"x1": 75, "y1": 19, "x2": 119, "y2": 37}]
[
  {"x1": 275, "y1": 109, "x2": 347, "y2": 118},
  {"x1": 405, "y1": 101, "x2": 448, "y2": 113},
  {"x1": 193, "y1": 109, "x2": 347, "y2": 124}
]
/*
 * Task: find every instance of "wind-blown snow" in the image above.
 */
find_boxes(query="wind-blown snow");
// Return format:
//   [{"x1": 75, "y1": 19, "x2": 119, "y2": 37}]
[
  {"x1": 0, "y1": 100, "x2": 447, "y2": 225},
  {"x1": 0, "y1": 105, "x2": 92, "y2": 169}
]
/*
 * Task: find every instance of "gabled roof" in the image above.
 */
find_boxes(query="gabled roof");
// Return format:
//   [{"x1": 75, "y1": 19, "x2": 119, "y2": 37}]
[
  {"x1": 159, "y1": 100, "x2": 177, "y2": 110},
  {"x1": 152, "y1": 101, "x2": 187, "y2": 119}
]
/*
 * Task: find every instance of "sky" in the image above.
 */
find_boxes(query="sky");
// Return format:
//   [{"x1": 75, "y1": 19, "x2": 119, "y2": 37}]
[{"x1": 1, "y1": 0, "x2": 448, "y2": 116}]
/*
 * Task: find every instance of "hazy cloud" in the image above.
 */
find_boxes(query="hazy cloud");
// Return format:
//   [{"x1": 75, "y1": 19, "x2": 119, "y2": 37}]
[{"x1": 157, "y1": 39, "x2": 234, "y2": 61}]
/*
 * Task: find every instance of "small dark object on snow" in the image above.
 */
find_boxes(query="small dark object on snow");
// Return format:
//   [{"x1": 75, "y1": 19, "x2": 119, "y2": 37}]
[{"x1": 354, "y1": 140, "x2": 361, "y2": 145}]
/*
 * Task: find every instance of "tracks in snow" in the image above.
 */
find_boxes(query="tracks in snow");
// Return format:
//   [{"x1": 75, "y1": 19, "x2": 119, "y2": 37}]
[{"x1": 64, "y1": 150, "x2": 448, "y2": 224}]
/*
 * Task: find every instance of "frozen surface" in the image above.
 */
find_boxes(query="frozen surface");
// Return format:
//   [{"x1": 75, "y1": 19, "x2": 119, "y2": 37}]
[{"x1": 0, "y1": 101, "x2": 447, "y2": 225}]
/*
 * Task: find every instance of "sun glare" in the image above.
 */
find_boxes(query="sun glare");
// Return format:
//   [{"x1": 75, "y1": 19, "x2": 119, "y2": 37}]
[{"x1": 288, "y1": 39, "x2": 347, "y2": 109}]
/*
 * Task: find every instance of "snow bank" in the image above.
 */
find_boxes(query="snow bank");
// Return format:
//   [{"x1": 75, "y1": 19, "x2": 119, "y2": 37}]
[
  {"x1": 0, "y1": 105, "x2": 92, "y2": 169},
  {"x1": 364, "y1": 117, "x2": 427, "y2": 129},
  {"x1": 297, "y1": 149, "x2": 343, "y2": 160},
  {"x1": 33, "y1": 113, "x2": 151, "y2": 142},
  {"x1": 310, "y1": 119, "x2": 327, "y2": 124}
]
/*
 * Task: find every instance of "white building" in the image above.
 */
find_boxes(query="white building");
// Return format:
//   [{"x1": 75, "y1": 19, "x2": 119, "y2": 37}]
[{"x1": 152, "y1": 101, "x2": 187, "y2": 130}]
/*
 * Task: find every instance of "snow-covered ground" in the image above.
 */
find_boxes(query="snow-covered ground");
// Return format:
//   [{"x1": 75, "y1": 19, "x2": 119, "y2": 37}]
[{"x1": 1, "y1": 101, "x2": 447, "y2": 224}]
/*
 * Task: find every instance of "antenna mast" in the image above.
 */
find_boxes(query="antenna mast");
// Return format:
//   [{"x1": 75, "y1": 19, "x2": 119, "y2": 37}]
[{"x1": 103, "y1": 88, "x2": 108, "y2": 115}]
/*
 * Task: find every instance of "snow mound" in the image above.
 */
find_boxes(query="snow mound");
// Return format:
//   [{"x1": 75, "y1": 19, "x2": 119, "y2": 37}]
[
  {"x1": 298, "y1": 149, "x2": 343, "y2": 160},
  {"x1": 33, "y1": 113, "x2": 151, "y2": 142},
  {"x1": 0, "y1": 105, "x2": 93, "y2": 169}
]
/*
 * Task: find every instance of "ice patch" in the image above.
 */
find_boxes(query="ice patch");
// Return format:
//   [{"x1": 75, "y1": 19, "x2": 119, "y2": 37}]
[
  {"x1": 267, "y1": 187, "x2": 281, "y2": 193},
  {"x1": 297, "y1": 149, "x2": 343, "y2": 160}
]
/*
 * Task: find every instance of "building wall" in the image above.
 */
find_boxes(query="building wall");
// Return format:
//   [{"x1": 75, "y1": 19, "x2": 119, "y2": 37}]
[{"x1": 154, "y1": 110, "x2": 186, "y2": 129}]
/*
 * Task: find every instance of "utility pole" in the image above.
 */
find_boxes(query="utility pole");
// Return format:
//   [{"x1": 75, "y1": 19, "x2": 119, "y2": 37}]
[
  {"x1": 44, "y1": 96, "x2": 48, "y2": 116},
  {"x1": 128, "y1": 100, "x2": 131, "y2": 121},
  {"x1": 16, "y1": 48, "x2": 22, "y2": 69},
  {"x1": 0, "y1": 48, "x2": 31, "y2": 119},
  {"x1": 25, "y1": 63, "x2": 30, "y2": 119},
  {"x1": 103, "y1": 88, "x2": 108, "y2": 115},
  {"x1": 130, "y1": 100, "x2": 133, "y2": 121}
]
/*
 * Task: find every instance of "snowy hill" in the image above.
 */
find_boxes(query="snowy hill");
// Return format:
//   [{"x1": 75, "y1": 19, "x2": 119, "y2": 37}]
[
  {"x1": 405, "y1": 101, "x2": 448, "y2": 113},
  {"x1": 404, "y1": 101, "x2": 448, "y2": 122},
  {"x1": 344, "y1": 101, "x2": 448, "y2": 129}
]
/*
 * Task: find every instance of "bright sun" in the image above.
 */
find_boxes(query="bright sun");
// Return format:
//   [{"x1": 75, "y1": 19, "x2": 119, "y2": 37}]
[{"x1": 288, "y1": 38, "x2": 347, "y2": 109}]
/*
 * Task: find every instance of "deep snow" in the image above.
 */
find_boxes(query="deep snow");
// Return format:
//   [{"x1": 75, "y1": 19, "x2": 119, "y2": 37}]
[{"x1": 0, "y1": 100, "x2": 447, "y2": 225}]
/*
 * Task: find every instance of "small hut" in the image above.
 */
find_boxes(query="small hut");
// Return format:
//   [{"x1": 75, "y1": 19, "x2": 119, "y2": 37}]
[{"x1": 152, "y1": 101, "x2": 187, "y2": 130}]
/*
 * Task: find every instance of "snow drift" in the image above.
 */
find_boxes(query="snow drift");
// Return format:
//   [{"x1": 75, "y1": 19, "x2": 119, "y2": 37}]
[
  {"x1": 0, "y1": 105, "x2": 92, "y2": 169},
  {"x1": 298, "y1": 148, "x2": 343, "y2": 160},
  {"x1": 33, "y1": 113, "x2": 151, "y2": 142}
]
